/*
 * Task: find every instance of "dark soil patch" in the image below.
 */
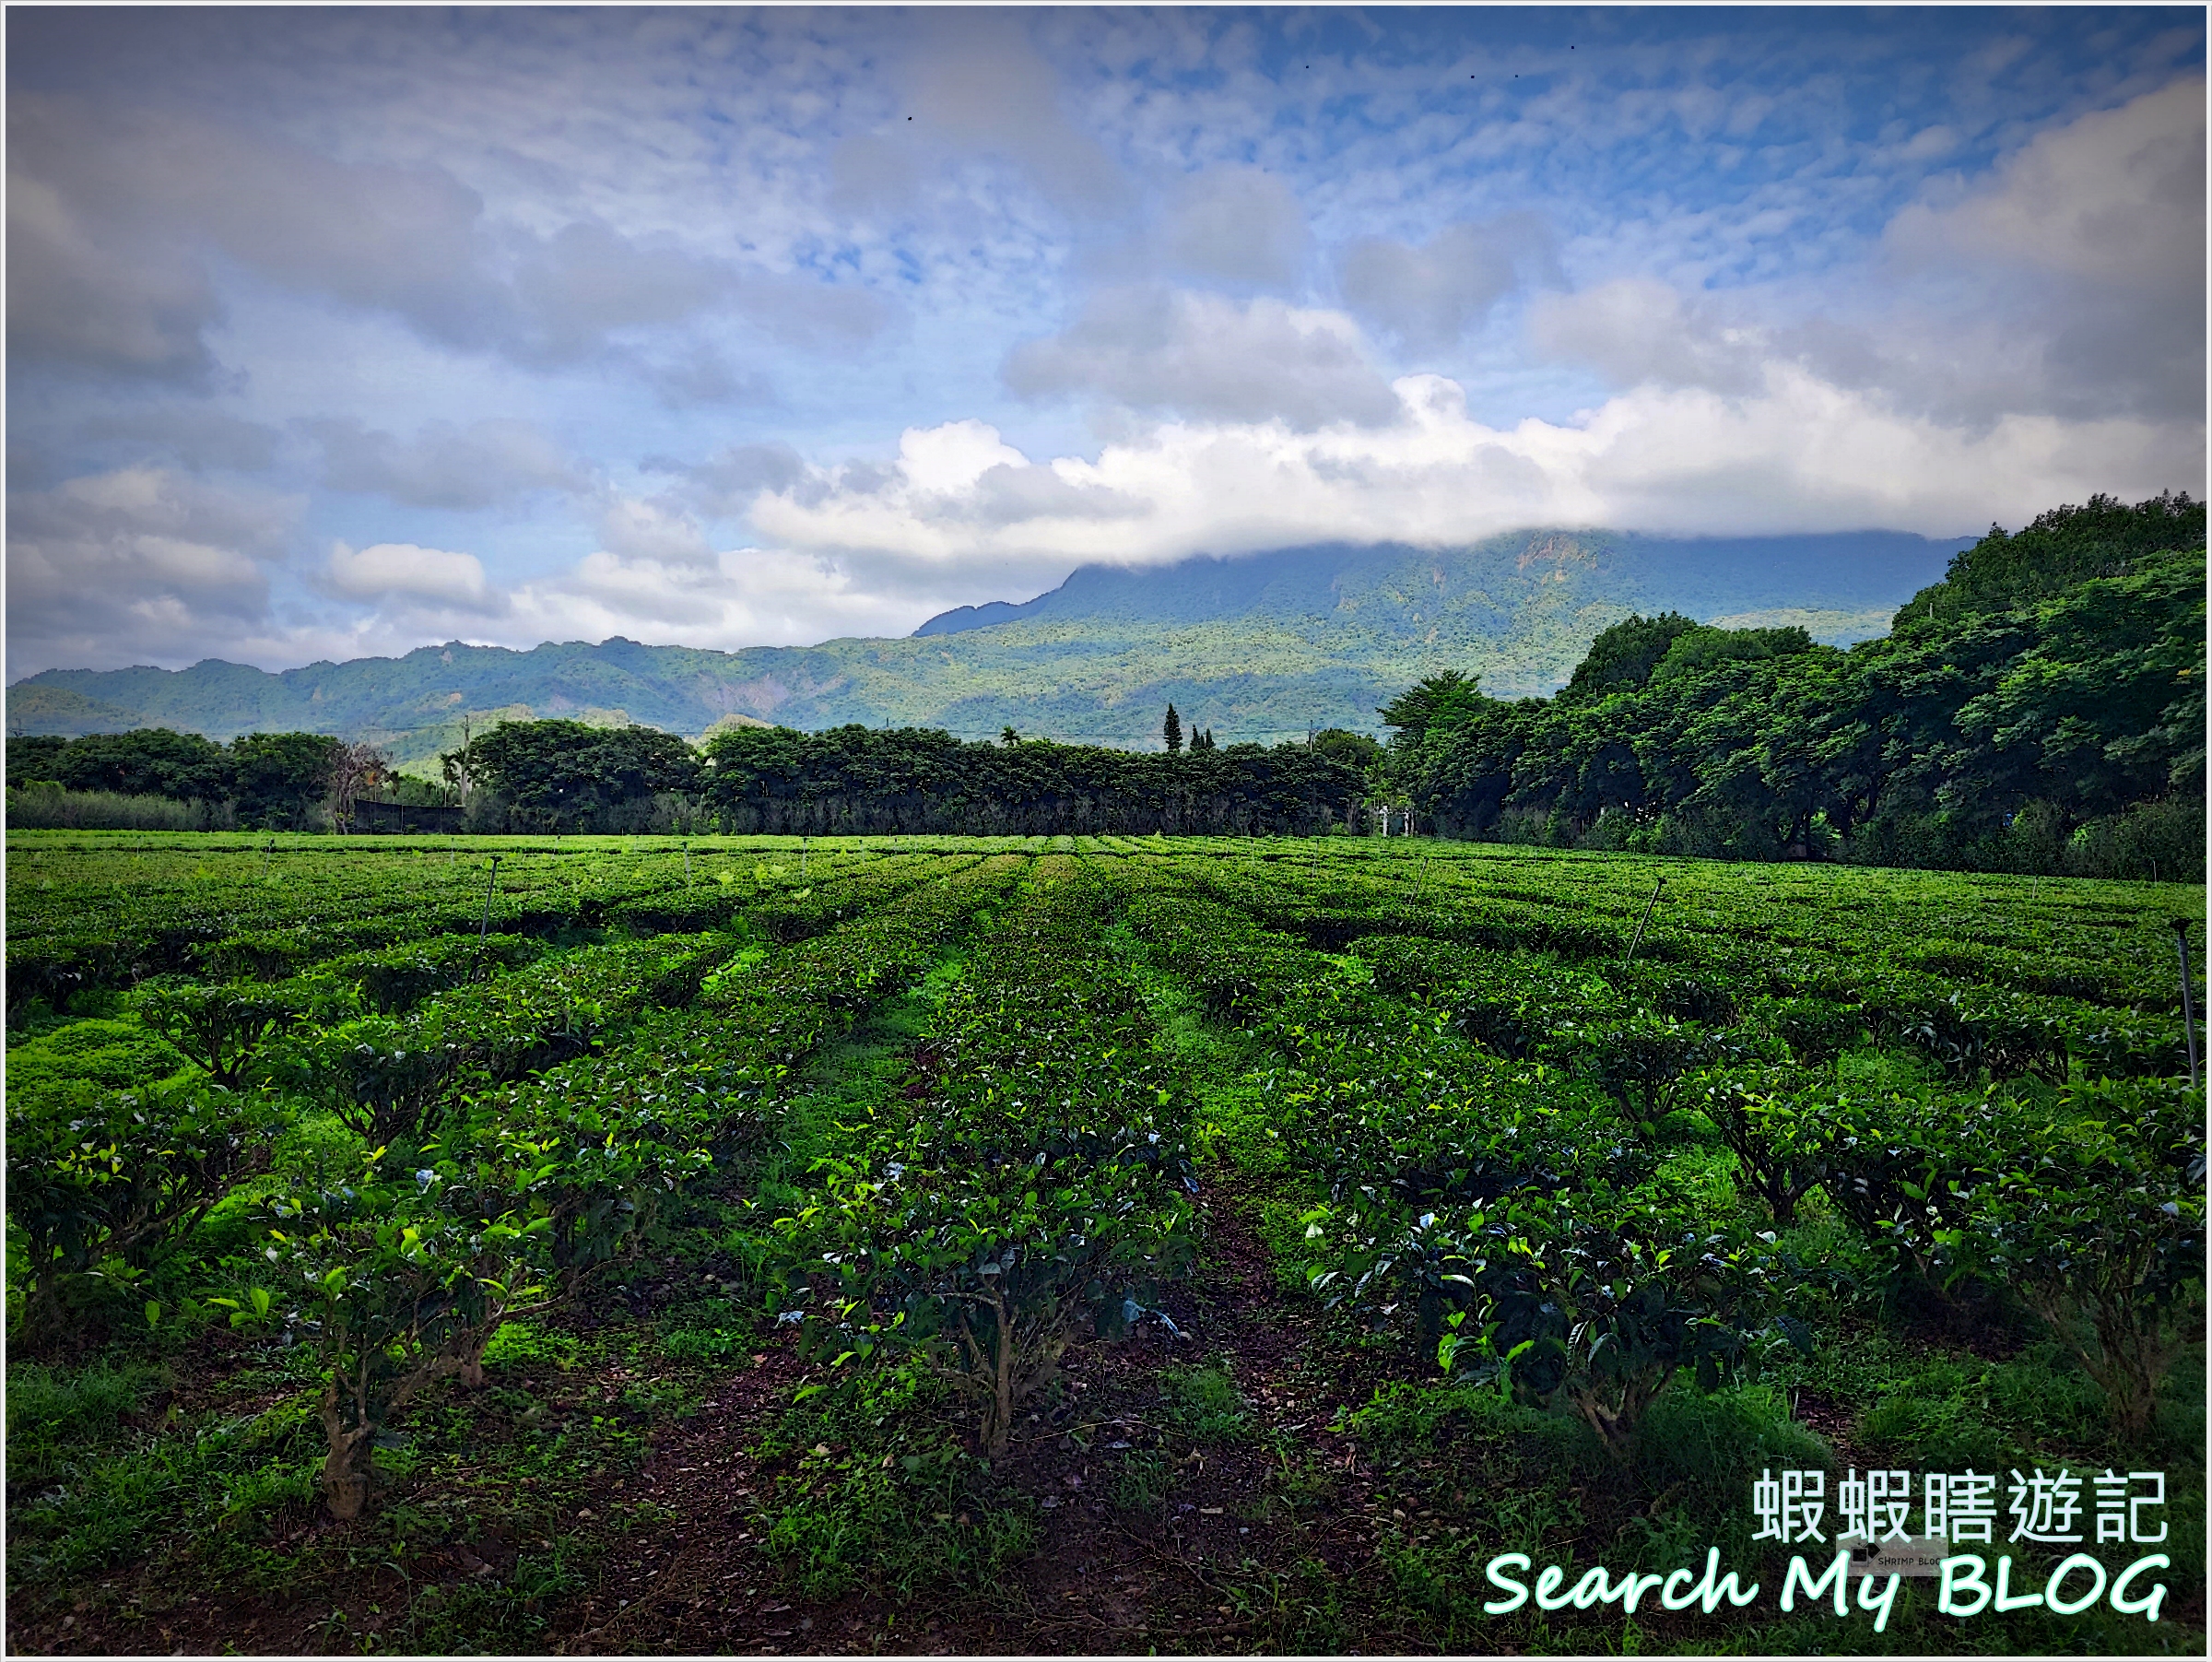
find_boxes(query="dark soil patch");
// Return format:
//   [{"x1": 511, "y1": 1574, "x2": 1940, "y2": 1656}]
[{"x1": 519, "y1": 1177, "x2": 1438, "y2": 1656}]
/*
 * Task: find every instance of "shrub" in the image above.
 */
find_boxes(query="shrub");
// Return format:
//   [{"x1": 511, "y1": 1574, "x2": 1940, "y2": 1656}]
[
  {"x1": 8, "y1": 1080, "x2": 277, "y2": 1338},
  {"x1": 1439, "y1": 1194, "x2": 1792, "y2": 1459},
  {"x1": 1959, "y1": 1082, "x2": 2205, "y2": 1440},
  {"x1": 260, "y1": 1143, "x2": 556, "y2": 1518},
  {"x1": 6, "y1": 784, "x2": 236, "y2": 831},
  {"x1": 133, "y1": 977, "x2": 307, "y2": 1088},
  {"x1": 785, "y1": 1147, "x2": 1196, "y2": 1456},
  {"x1": 1686, "y1": 1066, "x2": 1833, "y2": 1227}
]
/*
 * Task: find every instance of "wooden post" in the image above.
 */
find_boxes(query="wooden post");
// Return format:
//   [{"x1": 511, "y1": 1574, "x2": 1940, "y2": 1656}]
[
  {"x1": 1624, "y1": 877, "x2": 1665, "y2": 966},
  {"x1": 2175, "y1": 919, "x2": 2199, "y2": 1090},
  {"x1": 475, "y1": 855, "x2": 502, "y2": 982}
]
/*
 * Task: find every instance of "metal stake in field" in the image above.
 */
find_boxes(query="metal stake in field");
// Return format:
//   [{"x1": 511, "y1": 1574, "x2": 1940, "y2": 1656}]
[
  {"x1": 2175, "y1": 919, "x2": 2199, "y2": 1090},
  {"x1": 475, "y1": 854, "x2": 502, "y2": 982},
  {"x1": 683, "y1": 840, "x2": 690, "y2": 883},
  {"x1": 1624, "y1": 876, "x2": 1665, "y2": 965}
]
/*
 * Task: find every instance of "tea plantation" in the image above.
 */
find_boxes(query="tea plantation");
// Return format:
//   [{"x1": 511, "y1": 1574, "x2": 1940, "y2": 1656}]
[{"x1": 6, "y1": 831, "x2": 2203, "y2": 1654}]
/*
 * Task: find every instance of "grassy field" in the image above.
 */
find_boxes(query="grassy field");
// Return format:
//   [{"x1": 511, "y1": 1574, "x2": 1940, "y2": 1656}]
[{"x1": 6, "y1": 832, "x2": 2203, "y2": 1655}]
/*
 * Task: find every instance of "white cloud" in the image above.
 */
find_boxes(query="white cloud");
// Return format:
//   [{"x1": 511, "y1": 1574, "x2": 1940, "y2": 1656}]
[
  {"x1": 595, "y1": 494, "x2": 714, "y2": 566},
  {"x1": 319, "y1": 543, "x2": 980, "y2": 661},
  {"x1": 751, "y1": 372, "x2": 2201, "y2": 572},
  {"x1": 1528, "y1": 277, "x2": 1769, "y2": 395},
  {"x1": 896, "y1": 420, "x2": 1029, "y2": 494},
  {"x1": 1003, "y1": 289, "x2": 1399, "y2": 429},
  {"x1": 1888, "y1": 77, "x2": 2203, "y2": 287},
  {"x1": 5, "y1": 92, "x2": 883, "y2": 384},
  {"x1": 646, "y1": 442, "x2": 809, "y2": 518},
  {"x1": 74, "y1": 407, "x2": 282, "y2": 473},
  {"x1": 326, "y1": 541, "x2": 494, "y2": 607},
  {"x1": 6, "y1": 16, "x2": 2201, "y2": 681},
  {"x1": 1883, "y1": 75, "x2": 2205, "y2": 420},
  {"x1": 908, "y1": 23, "x2": 1132, "y2": 216},
  {"x1": 827, "y1": 132, "x2": 923, "y2": 220},
  {"x1": 1529, "y1": 78, "x2": 2207, "y2": 429},
  {"x1": 5, "y1": 166, "x2": 224, "y2": 383},
  {"x1": 500, "y1": 547, "x2": 933, "y2": 650}
]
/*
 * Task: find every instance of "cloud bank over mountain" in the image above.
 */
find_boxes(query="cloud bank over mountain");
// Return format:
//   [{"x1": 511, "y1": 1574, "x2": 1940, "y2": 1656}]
[{"x1": 7, "y1": 8, "x2": 2202, "y2": 677}]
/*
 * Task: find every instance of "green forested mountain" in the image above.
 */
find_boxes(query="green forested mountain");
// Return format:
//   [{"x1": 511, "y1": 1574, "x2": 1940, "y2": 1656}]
[{"x1": 8, "y1": 527, "x2": 1963, "y2": 772}]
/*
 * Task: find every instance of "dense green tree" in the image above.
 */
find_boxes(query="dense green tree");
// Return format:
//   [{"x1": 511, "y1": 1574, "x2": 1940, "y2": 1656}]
[
  {"x1": 700, "y1": 724, "x2": 1358, "y2": 836},
  {"x1": 442, "y1": 720, "x2": 698, "y2": 831},
  {"x1": 376, "y1": 772, "x2": 459, "y2": 808},
  {"x1": 6, "y1": 735, "x2": 71, "y2": 786},
  {"x1": 1418, "y1": 698, "x2": 1535, "y2": 837},
  {"x1": 1396, "y1": 492, "x2": 2206, "y2": 876},
  {"x1": 229, "y1": 733, "x2": 346, "y2": 829},
  {"x1": 1310, "y1": 728, "x2": 1379, "y2": 772},
  {"x1": 1377, "y1": 670, "x2": 1488, "y2": 749},
  {"x1": 50, "y1": 728, "x2": 230, "y2": 802},
  {"x1": 1951, "y1": 550, "x2": 2206, "y2": 809},
  {"x1": 1162, "y1": 703, "x2": 1182, "y2": 754},
  {"x1": 1649, "y1": 622, "x2": 1813, "y2": 683},
  {"x1": 1895, "y1": 489, "x2": 2204, "y2": 626},
  {"x1": 1560, "y1": 614, "x2": 1700, "y2": 700}
]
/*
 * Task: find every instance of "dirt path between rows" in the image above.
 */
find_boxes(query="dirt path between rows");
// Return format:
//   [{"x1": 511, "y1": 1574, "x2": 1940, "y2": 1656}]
[{"x1": 529, "y1": 1178, "x2": 1422, "y2": 1656}]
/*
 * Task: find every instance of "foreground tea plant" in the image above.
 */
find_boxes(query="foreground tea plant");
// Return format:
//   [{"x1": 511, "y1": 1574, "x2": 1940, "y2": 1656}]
[
  {"x1": 9, "y1": 1079, "x2": 278, "y2": 1338},
  {"x1": 1854, "y1": 1078, "x2": 2206, "y2": 1439},
  {"x1": 260, "y1": 1139, "x2": 556, "y2": 1518},
  {"x1": 792, "y1": 1144, "x2": 1194, "y2": 1455},
  {"x1": 1433, "y1": 1193, "x2": 1799, "y2": 1457},
  {"x1": 5, "y1": 833, "x2": 2201, "y2": 1656}
]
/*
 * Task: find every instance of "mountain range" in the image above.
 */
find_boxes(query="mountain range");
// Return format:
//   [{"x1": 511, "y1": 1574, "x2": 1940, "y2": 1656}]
[{"x1": 7, "y1": 526, "x2": 1969, "y2": 772}]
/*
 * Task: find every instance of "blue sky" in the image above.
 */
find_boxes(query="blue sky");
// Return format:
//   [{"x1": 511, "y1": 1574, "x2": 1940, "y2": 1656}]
[{"x1": 7, "y1": 6, "x2": 2204, "y2": 675}]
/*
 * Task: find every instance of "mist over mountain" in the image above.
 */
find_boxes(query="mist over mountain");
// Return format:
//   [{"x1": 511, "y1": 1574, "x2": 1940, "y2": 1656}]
[{"x1": 7, "y1": 527, "x2": 1966, "y2": 772}]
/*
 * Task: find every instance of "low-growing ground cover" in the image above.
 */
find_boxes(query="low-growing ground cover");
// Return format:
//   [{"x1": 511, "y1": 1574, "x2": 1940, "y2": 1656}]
[{"x1": 6, "y1": 833, "x2": 2203, "y2": 1655}]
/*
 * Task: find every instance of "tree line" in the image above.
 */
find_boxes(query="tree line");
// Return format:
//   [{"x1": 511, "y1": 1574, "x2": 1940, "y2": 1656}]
[
  {"x1": 6, "y1": 713, "x2": 1362, "y2": 839},
  {"x1": 5, "y1": 729, "x2": 419, "y2": 831},
  {"x1": 441, "y1": 720, "x2": 1363, "y2": 837},
  {"x1": 1380, "y1": 492, "x2": 2205, "y2": 879}
]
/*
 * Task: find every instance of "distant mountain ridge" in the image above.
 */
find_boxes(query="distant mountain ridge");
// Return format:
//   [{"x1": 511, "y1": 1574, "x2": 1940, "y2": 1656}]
[
  {"x1": 912, "y1": 530, "x2": 1953, "y2": 637},
  {"x1": 9, "y1": 526, "x2": 1968, "y2": 772}
]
